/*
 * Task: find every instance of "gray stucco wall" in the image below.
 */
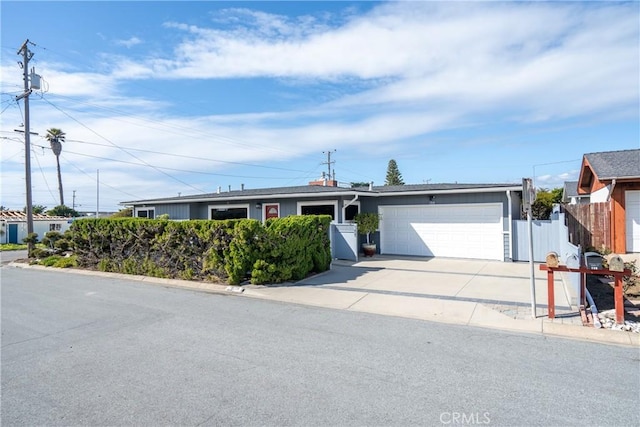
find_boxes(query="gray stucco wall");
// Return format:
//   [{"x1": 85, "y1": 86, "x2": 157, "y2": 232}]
[{"x1": 154, "y1": 204, "x2": 190, "y2": 220}]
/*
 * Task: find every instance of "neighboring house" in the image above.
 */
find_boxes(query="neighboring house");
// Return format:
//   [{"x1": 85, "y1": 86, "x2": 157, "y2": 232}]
[
  {"x1": 122, "y1": 181, "x2": 523, "y2": 262},
  {"x1": 577, "y1": 149, "x2": 640, "y2": 253},
  {"x1": 562, "y1": 181, "x2": 590, "y2": 205},
  {"x1": 0, "y1": 211, "x2": 73, "y2": 244}
]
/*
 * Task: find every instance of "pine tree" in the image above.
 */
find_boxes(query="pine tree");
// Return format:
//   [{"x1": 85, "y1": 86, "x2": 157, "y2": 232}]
[{"x1": 384, "y1": 159, "x2": 404, "y2": 186}]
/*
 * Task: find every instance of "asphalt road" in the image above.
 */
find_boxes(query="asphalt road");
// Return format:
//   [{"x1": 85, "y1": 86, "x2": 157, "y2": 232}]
[{"x1": 2, "y1": 266, "x2": 639, "y2": 426}]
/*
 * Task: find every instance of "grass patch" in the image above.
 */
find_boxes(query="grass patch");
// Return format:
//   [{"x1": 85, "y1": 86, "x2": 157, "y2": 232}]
[
  {"x1": 0, "y1": 243, "x2": 27, "y2": 251},
  {"x1": 35, "y1": 254, "x2": 78, "y2": 268}
]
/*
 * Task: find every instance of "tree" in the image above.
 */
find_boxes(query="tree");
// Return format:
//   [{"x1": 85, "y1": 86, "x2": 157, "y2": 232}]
[
  {"x1": 24, "y1": 205, "x2": 47, "y2": 214},
  {"x1": 384, "y1": 159, "x2": 404, "y2": 186},
  {"x1": 531, "y1": 188, "x2": 563, "y2": 220},
  {"x1": 110, "y1": 207, "x2": 133, "y2": 218},
  {"x1": 45, "y1": 128, "x2": 66, "y2": 206},
  {"x1": 47, "y1": 204, "x2": 79, "y2": 218},
  {"x1": 350, "y1": 182, "x2": 370, "y2": 188}
]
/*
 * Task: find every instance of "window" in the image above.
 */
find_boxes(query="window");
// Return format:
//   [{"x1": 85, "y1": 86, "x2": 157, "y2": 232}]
[
  {"x1": 135, "y1": 208, "x2": 155, "y2": 219},
  {"x1": 209, "y1": 204, "x2": 249, "y2": 220},
  {"x1": 297, "y1": 201, "x2": 338, "y2": 221},
  {"x1": 344, "y1": 204, "x2": 360, "y2": 221},
  {"x1": 49, "y1": 223, "x2": 61, "y2": 231}
]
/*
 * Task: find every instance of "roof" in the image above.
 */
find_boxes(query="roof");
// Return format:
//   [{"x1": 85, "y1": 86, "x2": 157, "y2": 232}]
[
  {"x1": 563, "y1": 181, "x2": 580, "y2": 199},
  {"x1": 122, "y1": 182, "x2": 522, "y2": 205},
  {"x1": 0, "y1": 210, "x2": 69, "y2": 221},
  {"x1": 562, "y1": 181, "x2": 590, "y2": 202},
  {"x1": 584, "y1": 149, "x2": 640, "y2": 180}
]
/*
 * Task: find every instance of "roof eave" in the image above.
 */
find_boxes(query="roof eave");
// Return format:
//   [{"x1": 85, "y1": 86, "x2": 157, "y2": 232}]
[{"x1": 122, "y1": 189, "x2": 374, "y2": 205}]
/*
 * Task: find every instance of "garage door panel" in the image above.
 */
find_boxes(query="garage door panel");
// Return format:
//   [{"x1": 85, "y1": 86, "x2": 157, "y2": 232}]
[
  {"x1": 626, "y1": 191, "x2": 640, "y2": 253},
  {"x1": 380, "y1": 204, "x2": 503, "y2": 260}
]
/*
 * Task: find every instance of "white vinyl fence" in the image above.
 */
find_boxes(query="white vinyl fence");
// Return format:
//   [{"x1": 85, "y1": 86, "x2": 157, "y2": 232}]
[{"x1": 513, "y1": 211, "x2": 581, "y2": 307}]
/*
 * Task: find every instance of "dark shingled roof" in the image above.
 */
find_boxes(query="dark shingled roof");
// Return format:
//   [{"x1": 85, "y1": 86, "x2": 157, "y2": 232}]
[
  {"x1": 372, "y1": 183, "x2": 517, "y2": 193},
  {"x1": 563, "y1": 181, "x2": 580, "y2": 198},
  {"x1": 584, "y1": 149, "x2": 640, "y2": 180},
  {"x1": 122, "y1": 182, "x2": 520, "y2": 205}
]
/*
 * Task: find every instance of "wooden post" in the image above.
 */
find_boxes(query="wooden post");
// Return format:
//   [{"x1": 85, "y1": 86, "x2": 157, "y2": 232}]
[
  {"x1": 539, "y1": 265, "x2": 631, "y2": 324},
  {"x1": 547, "y1": 269, "x2": 555, "y2": 319},
  {"x1": 614, "y1": 274, "x2": 624, "y2": 324}
]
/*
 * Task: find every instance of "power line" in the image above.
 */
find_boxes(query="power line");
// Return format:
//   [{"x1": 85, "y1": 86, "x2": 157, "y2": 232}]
[
  {"x1": 60, "y1": 154, "x2": 142, "y2": 199},
  {"x1": 31, "y1": 144, "x2": 58, "y2": 204},
  {"x1": 40, "y1": 96, "x2": 207, "y2": 194},
  {"x1": 63, "y1": 138, "x2": 310, "y2": 173},
  {"x1": 4, "y1": 137, "x2": 320, "y2": 181}
]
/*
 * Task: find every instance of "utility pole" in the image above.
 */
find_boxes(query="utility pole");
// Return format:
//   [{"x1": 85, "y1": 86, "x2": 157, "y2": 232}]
[
  {"x1": 523, "y1": 178, "x2": 537, "y2": 318},
  {"x1": 322, "y1": 150, "x2": 336, "y2": 182},
  {"x1": 16, "y1": 39, "x2": 35, "y2": 256}
]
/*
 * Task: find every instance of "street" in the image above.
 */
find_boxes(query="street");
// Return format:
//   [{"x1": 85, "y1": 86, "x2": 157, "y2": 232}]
[{"x1": 2, "y1": 266, "x2": 639, "y2": 426}]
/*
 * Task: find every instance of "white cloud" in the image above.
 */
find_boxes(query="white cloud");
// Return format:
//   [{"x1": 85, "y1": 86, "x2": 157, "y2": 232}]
[
  {"x1": 1, "y1": 1, "x2": 638, "y2": 209},
  {"x1": 115, "y1": 36, "x2": 143, "y2": 48}
]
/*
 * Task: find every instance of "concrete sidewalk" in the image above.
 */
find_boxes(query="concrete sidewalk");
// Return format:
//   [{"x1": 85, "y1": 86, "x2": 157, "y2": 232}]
[{"x1": 7, "y1": 256, "x2": 639, "y2": 346}]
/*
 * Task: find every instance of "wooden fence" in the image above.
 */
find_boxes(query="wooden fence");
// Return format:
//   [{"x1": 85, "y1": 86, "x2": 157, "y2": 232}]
[{"x1": 561, "y1": 203, "x2": 611, "y2": 251}]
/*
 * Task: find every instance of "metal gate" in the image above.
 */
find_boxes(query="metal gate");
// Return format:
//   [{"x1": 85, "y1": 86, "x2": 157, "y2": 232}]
[{"x1": 330, "y1": 223, "x2": 358, "y2": 262}]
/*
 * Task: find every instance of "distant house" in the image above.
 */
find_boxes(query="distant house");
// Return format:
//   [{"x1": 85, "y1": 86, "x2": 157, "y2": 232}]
[
  {"x1": 577, "y1": 149, "x2": 640, "y2": 253},
  {"x1": 562, "y1": 181, "x2": 590, "y2": 205},
  {"x1": 123, "y1": 181, "x2": 523, "y2": 262},
  {"x1": 0, "y1": 211, "x2": 73, "y2": 244}
]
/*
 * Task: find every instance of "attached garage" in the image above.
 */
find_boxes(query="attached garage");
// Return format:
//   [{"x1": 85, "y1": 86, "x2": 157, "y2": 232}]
[
  {"x1": 379, "y1": 203, "x2": 504, "y2": 261},
  {"x1": 626, "y1": 190, "x2": 640, "y2": 253}
]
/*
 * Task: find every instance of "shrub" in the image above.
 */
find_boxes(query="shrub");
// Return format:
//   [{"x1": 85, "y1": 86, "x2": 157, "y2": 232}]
[
  {"x1": 31, "y1": 247, "x2": 52, "y2": 259},
  {"x1": 54, "y1": 255, "x2": 78, "y2": 268},
  {"x1": 40, "y1": 255, "x2": 62, "y2": 267},
  {"x1": 68, "y1": 216, "x2": 331, "y2": 285}
]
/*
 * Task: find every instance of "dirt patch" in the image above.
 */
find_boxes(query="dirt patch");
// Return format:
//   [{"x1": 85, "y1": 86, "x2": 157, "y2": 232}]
[{"x1": 586, "y1": 273, "x2": 640, "y2": 321}]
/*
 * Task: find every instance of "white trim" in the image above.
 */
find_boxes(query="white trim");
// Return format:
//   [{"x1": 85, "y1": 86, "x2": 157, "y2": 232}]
[
  {"x1": 134, "y1": 207, "x2": 155, "y2": 219},
  {"x1": 208, "y1": 203, "x2": 250, "y2": 220},
  {"x1": 297, "y1": 200, "x2": 338, "y2": 219},
  {"x1": 342, "y1": 200, "x2": 361, "y2": 223}
]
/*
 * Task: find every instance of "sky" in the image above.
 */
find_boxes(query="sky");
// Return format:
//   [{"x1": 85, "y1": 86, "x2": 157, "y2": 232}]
[{"x1": 1, "y1": 1, "x2": 638, "y2": 212}]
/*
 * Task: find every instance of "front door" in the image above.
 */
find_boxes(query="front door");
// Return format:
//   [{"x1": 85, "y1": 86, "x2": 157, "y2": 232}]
[{"x1": 8, "y1": 224, "x2": 18, "y2": 243}]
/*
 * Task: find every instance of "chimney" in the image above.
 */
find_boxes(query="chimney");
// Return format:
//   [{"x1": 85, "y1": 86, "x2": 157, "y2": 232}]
[
  {"x1": 217, "y1": 186, "x2": 221, "y2": 194},
  {"x1": 368, "y1": 181, "x2": 373, "y2": 191},
  {"x1": 241, "y1": 183, "x2": 245, "y2": 191}
]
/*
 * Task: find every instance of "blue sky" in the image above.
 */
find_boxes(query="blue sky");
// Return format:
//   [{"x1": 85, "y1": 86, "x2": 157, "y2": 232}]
[{"x1": 1, "y1": 1, "x2": 638, "y2": 212}]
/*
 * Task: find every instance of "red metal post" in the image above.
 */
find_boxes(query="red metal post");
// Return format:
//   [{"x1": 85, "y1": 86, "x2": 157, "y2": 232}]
[
  {"x1": 547, "y1": 269, "x2": 555, "y2": 319},
  {"x1": 614, "y1": 274, "x2": 624, "y2": 324},
  {"x1": 580, "y1": 272, "x2": 587, "y2": 308}
]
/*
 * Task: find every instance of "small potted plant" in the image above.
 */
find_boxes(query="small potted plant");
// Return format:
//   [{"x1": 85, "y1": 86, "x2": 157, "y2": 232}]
[{"x1": 354, "y1": 212, "x2": 380, "y2": 257}]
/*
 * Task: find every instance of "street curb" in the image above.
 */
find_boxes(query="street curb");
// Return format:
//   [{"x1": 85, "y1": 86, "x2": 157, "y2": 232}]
[
  {"x1": 6, "y1": 262, "x2": 230, "y2": 295},
  {"x1": 6, "y1": 262, "x2": 638, "y2": 347}
]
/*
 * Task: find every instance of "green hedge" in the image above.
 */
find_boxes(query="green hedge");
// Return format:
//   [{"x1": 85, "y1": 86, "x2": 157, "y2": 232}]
[{"x1": 69, "y1": 216, "x2": 332, "y2": 285}]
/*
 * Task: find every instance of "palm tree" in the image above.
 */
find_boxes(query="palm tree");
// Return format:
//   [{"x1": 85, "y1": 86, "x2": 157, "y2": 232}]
[{"x1": 45, "y1": 128, "x2": 66, "y2": 206}]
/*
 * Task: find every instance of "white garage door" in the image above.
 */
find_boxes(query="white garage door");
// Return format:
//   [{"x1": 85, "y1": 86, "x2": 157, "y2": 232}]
[
  {"x1": 626, "y1": 191, "x2": 640, "y2": 253},
  {"x1": 379, "y1": 203, "x2": 504, "y2": 261}
]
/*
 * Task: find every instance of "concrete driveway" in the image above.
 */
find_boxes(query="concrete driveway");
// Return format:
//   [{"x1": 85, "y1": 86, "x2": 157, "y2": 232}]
[{"x1": 242, "y1": 255, "x2": 583, "y2": 334}]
